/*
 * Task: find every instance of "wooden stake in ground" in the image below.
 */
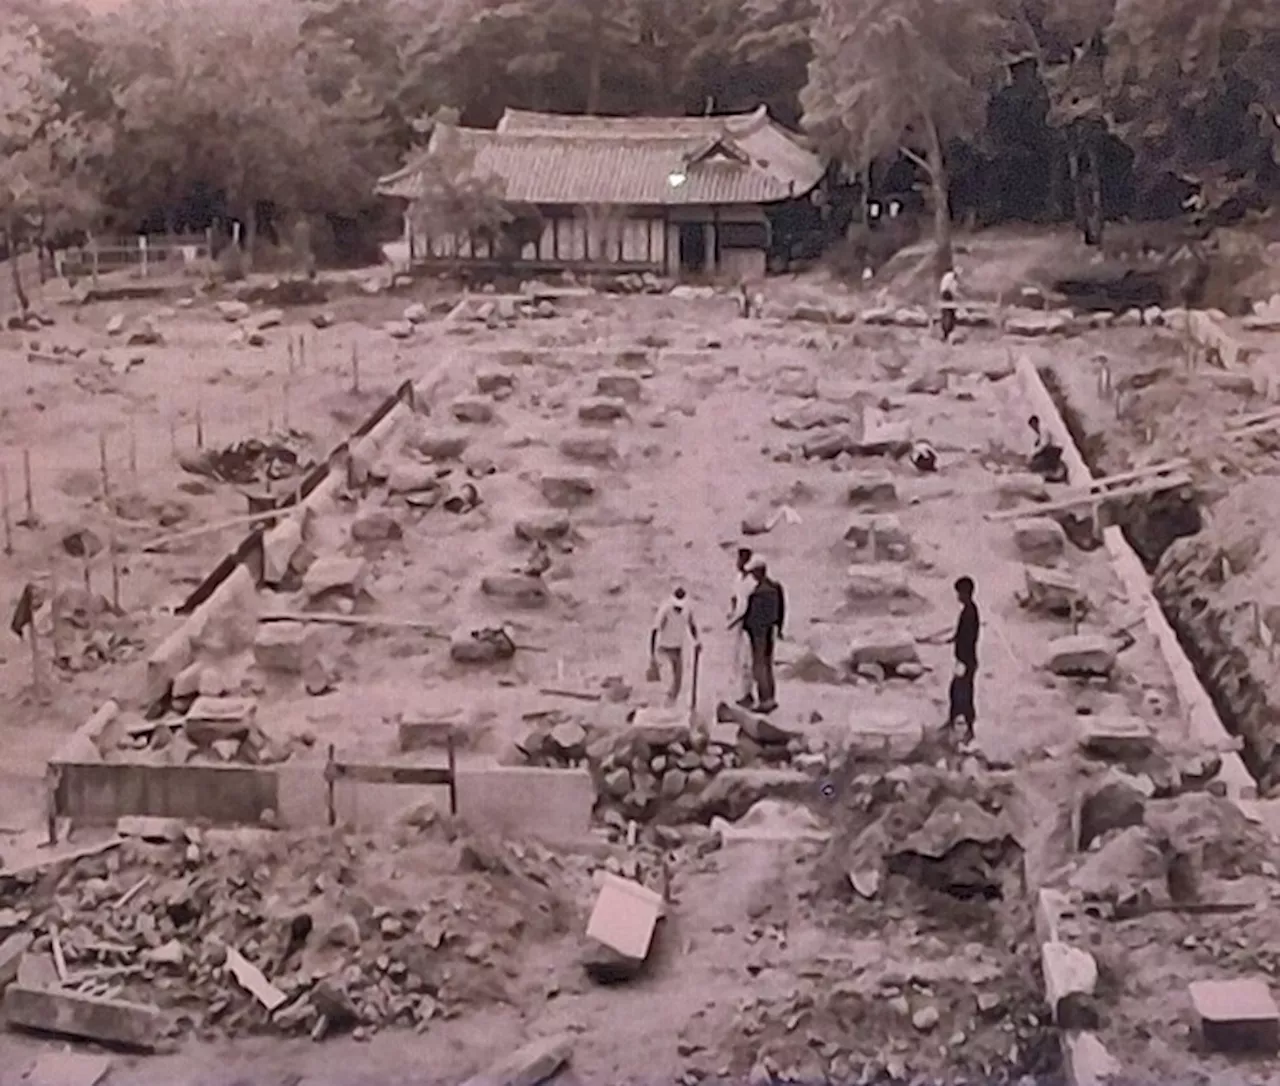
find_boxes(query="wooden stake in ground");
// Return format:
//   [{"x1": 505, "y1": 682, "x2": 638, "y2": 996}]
[
  {"x1": 98, "y1": 432, "x2": 111, "y2": 504},
  {"x1": 50, "y1": 564, "x2": 66, "y2": 661},
  {"x1": 195, "y1": 404, "x2": 204, "y2": 449},
  {"x1": 108, "y1": 534, "x2": 121, "y2": 611},
  {"x1": 1, "y1": 464, "x2": 12, "y2": 555},
  {"x1": 350, "y1": 344, "x2": 360, "y2": 394},
  {"x1": 22, "y1": 448, "x2": 34, "y2": 522},
  {"x1": 287, "y1": 337, "x2": 295, "y2": 375},
  {"x1": 128, "y1": 419, "x2": 138, "y2": 477}
]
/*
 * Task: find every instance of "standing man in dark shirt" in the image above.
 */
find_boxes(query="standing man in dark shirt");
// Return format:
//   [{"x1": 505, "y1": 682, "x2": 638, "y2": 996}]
[
  {"x1": 948, "y1": 576, "x2": 981, "y2": 743},
  {"x1": 738, "y1": 556, "x2": 786, "y2": 713}
]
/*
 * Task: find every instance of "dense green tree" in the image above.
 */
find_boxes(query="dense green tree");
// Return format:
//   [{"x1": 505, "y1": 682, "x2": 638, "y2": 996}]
[{"x1": 803, "y1": 0, "x2": 1027, "y2": 274}]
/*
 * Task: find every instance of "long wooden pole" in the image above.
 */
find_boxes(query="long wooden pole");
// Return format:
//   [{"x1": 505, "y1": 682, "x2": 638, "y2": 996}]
[{"x1": 1, "y1": 465, "x2": 12, "y2": 555}]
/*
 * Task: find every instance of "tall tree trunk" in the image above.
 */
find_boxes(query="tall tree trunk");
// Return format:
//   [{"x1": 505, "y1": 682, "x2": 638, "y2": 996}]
[
  {"x1": 1082, "y1": 137, "x2": 1104, "y2": 246},
  {"x1": 922, "y1": 115, "x2": 953, "y2": 277},
  {"x1": 585, "y1": 0, "x2": 604, "y2": 114},
  {"x1": 6, "y1": 212, "x2": 29, "y2": 314}
]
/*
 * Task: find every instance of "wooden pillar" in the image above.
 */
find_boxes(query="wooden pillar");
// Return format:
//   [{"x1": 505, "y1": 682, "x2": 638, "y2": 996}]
[{"x1": 705, "y1": 209, "x2": 717, "y2": 276}]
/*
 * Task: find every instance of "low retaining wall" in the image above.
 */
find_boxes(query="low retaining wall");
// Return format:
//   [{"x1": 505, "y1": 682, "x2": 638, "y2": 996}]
[{"x1": 1019, "y1": 355, "x2": 1260, "y2": 1086}]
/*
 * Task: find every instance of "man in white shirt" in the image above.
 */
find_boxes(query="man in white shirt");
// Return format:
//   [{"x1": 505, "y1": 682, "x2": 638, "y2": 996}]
[
  {"x1": 649, "y1": 586, "x2": 700, "y2": 705},
  {"x1": 727, "y1": 547, "x2": 755, "y2": 706},
  {"x1": 938, "y1": 266, "x2": 959, "y2": 342}
]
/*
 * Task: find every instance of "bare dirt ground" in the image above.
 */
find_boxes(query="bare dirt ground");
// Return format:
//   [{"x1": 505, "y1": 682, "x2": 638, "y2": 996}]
[{"x1": 0, "y1": 241, "x2": 1265, "y2": 1085}]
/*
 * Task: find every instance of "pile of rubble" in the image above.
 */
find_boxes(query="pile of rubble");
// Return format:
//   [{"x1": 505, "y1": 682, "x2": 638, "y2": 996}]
[
  {"x1": 580, "y1": 706, "x2": 825, "y2": 821},
  {"x1": 0, "y1": 821, "x2": 587, "y2": 1045}
]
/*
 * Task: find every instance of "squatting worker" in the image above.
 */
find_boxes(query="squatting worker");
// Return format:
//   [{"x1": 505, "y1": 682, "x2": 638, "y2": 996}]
[
  {"x1": 741, "y1": 557, "x2": 786, "y2": 713},
  {"x1": 947, "y1": 575, "x2": 981, "y2": 744},
  {"x1": 1028, "y1": 414, "x2": 1068, "y2": 483},
  {"x1": 938, "y1": 265, "x2": 959, "y2": 343},
  {"x1": 727, "y1": 547, "x2": 755, "y2": 706},
  {"x1": 649, "y1": 586, "x2": 700, "y2": 705}
]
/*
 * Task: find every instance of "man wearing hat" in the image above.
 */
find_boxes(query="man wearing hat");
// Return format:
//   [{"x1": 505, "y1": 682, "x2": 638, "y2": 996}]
[
  {"x1": 649, "y1": 586, "x2": 701, "y2": 705},
  {"x1": 736, "y1": 556, "x2": 786, "y2": 712}
]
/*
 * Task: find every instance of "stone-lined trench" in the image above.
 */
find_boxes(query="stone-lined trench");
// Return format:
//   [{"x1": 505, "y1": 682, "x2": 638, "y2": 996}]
[{"x1": 1040, "y1": 366, "x2": 1280, "y2": 792}]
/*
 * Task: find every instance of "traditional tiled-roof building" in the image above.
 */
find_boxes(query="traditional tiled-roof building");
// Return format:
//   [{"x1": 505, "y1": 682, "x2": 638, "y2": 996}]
[{"x1": 375, "y1": 106, "x2": 825, "y2": 280}]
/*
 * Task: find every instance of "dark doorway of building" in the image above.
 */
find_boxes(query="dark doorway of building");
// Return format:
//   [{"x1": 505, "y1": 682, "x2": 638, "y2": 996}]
[{"x1": 678, "y1": 222, "x2": 707, "y2": 273}]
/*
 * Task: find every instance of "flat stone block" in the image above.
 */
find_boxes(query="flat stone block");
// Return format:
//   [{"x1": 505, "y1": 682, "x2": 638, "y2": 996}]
[
  {"x1": 1190, "y1": 977, "x2": 1280, "y2": 1054},
  {"x1": 455, "y1": 764, "x2": 593, "y2": 845},
  {"x1": 4, "y1": 984, "x2": 165, "y2": 1050}
]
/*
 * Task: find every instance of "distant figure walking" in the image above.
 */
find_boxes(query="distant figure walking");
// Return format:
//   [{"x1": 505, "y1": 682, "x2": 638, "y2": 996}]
[
  {"x1": 738, "y1": 280, "x2": 754, "y2": 318},
  {"x1": 649, "y1": 586, "x2": 700, "y2": 706},
  {"x1": 1028, "y1": 415, "x2": 1068, "y2": 483},
  {"x1": 938, "y1": 266, "x2": 959, "y2": 342},
  {"x1": 947, "y1": 576, "x2": 981, "y2": 744},
  {"x1": 727, "y1": 547, "x2": 755, "y2": 705},
  {"x1": 739, "y1": 557, "x2": 786, "y2": 713}
]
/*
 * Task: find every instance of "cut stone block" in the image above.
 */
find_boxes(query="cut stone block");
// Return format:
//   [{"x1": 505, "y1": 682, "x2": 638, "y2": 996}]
[
  {"x1": 996, "y1": 473, "x2": 1049, "y2": 510},
  {"x1": 387, "y1": 462, "x2": 441, "y2": 494},
  {"x1": 183, "y1": 696, "x2": 257, "y2": 747},
  {"x1": 1022, "y1": 565, "x2": 1088, "y2": 618},
  {"x1": 0, "y1": 932, "x2": 33, "y2": 993},
  {"x1": 253, "y1": 622, "x2": 320, "y2": 674},
  {"x1": 844, "y1": 710, "x2": 924, "y2": 758},
  {"x1": 398, "y1": 714, "x2": 458, "y2": 753},
  {"x1": 559, "y1": 432, "x2": 617, "y2": 463},
  {"x1": 845, "y1": 473, "x2": 898, "y2": 509},
  {"x1": 262, "y1": 518, "x2": 303, "y2": 585},
  {"x1": 843, "y1": 513, "x2": 912, "y2": 561},
  {"x1": 303, "y1": 556, "x2": 368, "y2": 600},
  {"x1": 451, "y1": 397, "x2": 495, "y2": 424},
  {"x1": 1013, "y1": 516, "x2": 1066, "y2": 563},
  {"x1": 584, "y1": 873, "x2": 663, "y2": 982},
  {"x1": 1041, "y1": 941, "x2": 1100, "y2": 1029},
  {"x1": 540, "y1": 472, "x2": 597, "y2": 508},
  {"x1": 1077, "y1": 716, "x2": 1157, "y2": 762},
  {"x1": 3, "y1": 984, "x2": 164, "y2": 1050},
  {"x1": 578, "y1": 397, "x2": 629, "y2": 422},
  {"x1": 458, "y1": 1033, "x2": 573, "y2": 1086},
  {"x1": 844, "y1": 564, "x2": 912, "y2": 605},
  {"x1": 480, "y1": 572, "x2": 549, "y2": 608},
  {"x1": 514, "y1": 512, "x2": 571, "y2": 543},
  {"x1": 595, "y1": 372, "x2": 642, "y2": 402},
  {"x1": 1046, "y1": 634, "x2": 1116, "y2": 677},
  {"x1": 410, "y1": 431, "x2": 469, "y2": 460},
  {"x1": 847, "y1": 630, "x2": 920, "y2": 671},
  {"x1": 714, "y1": 701, "x2": 799, "y2": 745},
  {"x1": 1190, "y1": 977, "x2": 1280, "y2": 1054}
]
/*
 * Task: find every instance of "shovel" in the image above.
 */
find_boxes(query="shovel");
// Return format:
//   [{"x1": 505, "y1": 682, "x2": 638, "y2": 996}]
[{"x1": 689, "y1": 643, "x2": 702, "y2": 721}]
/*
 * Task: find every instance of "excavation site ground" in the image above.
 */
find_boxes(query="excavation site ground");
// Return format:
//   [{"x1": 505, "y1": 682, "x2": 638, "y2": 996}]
[{"x1": 0, "y1": 240, "x2": 1279, "y2": 1086}]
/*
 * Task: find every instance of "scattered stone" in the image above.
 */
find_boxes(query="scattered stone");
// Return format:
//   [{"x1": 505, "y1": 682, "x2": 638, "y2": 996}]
[
  {"x1": 1041, "y1": 942, "x2": 1100, "y2": 1029},
  {"x1": 1006, "y1": 312, "x2": 1071, "y2": 337},
  {"x1": 596, "y1": 373, "x2": 642, "y2": 402},
  {"x1": 1021, "y1": 565, "x2": 1088, "y2": 618},
  {"x1": 116, "y1": 816, "x2": 185, "y2": 842},
  {"x1": 847, "y1": 630, "x2": 920, "y2": 673},
  {"x1": 216, "y1": 300, "x2": 251, "y2": 322},
  {"x1": 1078, "y1": 717, "x2": 1157, "y2": 762},
  {"x1": 476, "y1": 370, "x2": 514, "y2": 396},
  {"x1": 715, "y1": 702, "x2": 799, "y2": 745},
  {"x1": 410, "y1": 431, "x2": 470, "y2": 460},
  {"x1": 105, "y1": 314, "x2": 125, "y2": 336},
  {"x1": 559, "y1": 432, "x2": 617, "y2": 464},
  {"x1": 451, "y1": 398, "x2": 496, "y2": 424},
  {"x1": 350, "y1": 510, "x2": 402, "y2": 543},
  {"x1": 540, "y1": 472, "x2": 597, "y2": 508},
  {"x1": 384, "y1": 320, "x2": 413, "y2": 340},
  {"x1": 254, "y1": 308, "x2": 284, "y2": 330},
  {"x1": 303, "y1": 556, "x2": 369, "y2": 600},
  {"x1": 458, "y1": 1033, "x2": 574, "y2": 1086},
  {"x1": 450, "y1": 627, "x2": 516, "y2": 664},
  {"x1": 843, "y1": 564, "x2": 912, "y2": 606},
  {"x1": 386, "y1": 463, "x2": 443, "y2": 495},
  {"x1": 1013, "y1": 516, "x2": 1066, "y2": 562},
  {"x1": 404, "y1": 302, "x2": 429, "y2": 324},
  {"x1": 912, "y1": 1006, "x2": 940, "y2": 1032},
  {"x1": 480, "y1": 572, "x2": 549, "y2": 608},
  {"x1": 1190, "y1": 978, "x2": 1280, "y2": 1054},
  {"x1": 1046, "y1": 634, "x2": 1117, "y2": 677},
  {"x1": 3, "y1": 985, "x2": 164, "y2": 1051},
  {"x1": 802, "y1": 429, "x2": 856, "y2": 461},
  {"x1": 253, "y1": 623, "x2": 321, "y2": 676},
  {"x1": 843, "y1": 514, "x2": 912, "y2": 560},
  {"x1": 311, "y1": 311, "x2": 335, "y2": 329},
  {"x1": 515, "y1": 512, "x2": 572, "y2": 543},
  {"x1": 1078, "y1": 772, "x2": 1147, "y2": 849},
  {"x1": 583, "y1": 873, "x2": 663, "y2": 984},
  {"x1": 845, "y1": 473, "x2": 898, "y2": 510},
  {"x1": 578, "y1": 397, "x2": 629, "y2": 423}
]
